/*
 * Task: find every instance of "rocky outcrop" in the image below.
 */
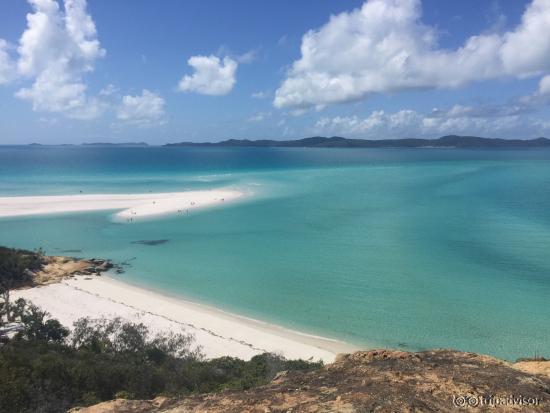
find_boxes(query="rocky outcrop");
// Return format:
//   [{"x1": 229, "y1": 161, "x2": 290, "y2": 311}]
[
  {"x1": 30, "y1": 256, "x2": 114, "y2": 286},
  {"x1": 72, "y1": 349, "x2": 550, "y2": 412}
]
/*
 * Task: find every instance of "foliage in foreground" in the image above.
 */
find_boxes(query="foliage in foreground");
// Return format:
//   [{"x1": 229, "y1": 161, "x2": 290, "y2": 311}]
[
  {"x1": 0, "y1": 247, "x2": 42, "y2": 289},
  {"x1": 0, "y1": 246, "x2": 43, "y2": 323},
  {"x1": 0, "y1": 299, "x2": 323, "y2": 413}
]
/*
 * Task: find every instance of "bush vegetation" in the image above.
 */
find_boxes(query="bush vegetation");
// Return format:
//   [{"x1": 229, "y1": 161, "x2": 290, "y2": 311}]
[
  {"x1": 0, "y1": 247, "x2": 323, "y2": 412},
  {"x1": 0, "y1": 247, "x2": 43, "y2": 323}
]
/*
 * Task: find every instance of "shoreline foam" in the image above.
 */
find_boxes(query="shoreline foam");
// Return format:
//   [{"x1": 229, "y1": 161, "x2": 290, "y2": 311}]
[
  {"x1": 0, "y1": 189, "x2": 243, "y2": 221},
  {"x1": 14, "y1": 274, "x2": 357, "y2": 362}
]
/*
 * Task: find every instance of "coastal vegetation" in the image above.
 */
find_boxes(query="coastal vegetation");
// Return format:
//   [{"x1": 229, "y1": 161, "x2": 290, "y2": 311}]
[
  {"x1": 0, "y1": 300, "x2": 321, "y2": 412},
  {"x1": 0, "y1": 247, "x2": 113, "y2": 322},
  {"x1": 0, "y1": 247, "x2": 43, "y2": 322},
  {"x1": 0, "y1": 247, "x2": 322, "y2": 412}
]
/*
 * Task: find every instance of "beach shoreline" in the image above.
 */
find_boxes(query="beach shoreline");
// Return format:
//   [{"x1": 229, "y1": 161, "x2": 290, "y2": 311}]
[
  {"x1": 0, "y1": 189, "x2": 244, "y2": 221},
  {"x1": 14, "y1": 273, "x2": 357, "y2": 363},
  {"x1": 2, "y1": 189, "x2": 358, "y2": 362}
]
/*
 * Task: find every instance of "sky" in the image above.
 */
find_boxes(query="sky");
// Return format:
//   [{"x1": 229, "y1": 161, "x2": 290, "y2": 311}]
[{"x1": 0, "y1": 0, "x2": 549, "y2": 144}]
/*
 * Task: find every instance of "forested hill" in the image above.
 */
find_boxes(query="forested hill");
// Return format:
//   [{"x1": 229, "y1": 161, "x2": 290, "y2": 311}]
[{"x1": 165, "y1": 135, "x2": 550, "y2": 149}]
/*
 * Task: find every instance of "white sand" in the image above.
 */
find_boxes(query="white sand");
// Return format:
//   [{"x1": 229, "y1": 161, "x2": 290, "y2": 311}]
[
  {"x1": 0, "y1": 189, "x2": 243, "y2": 221},
  {"x1": 14, "y1": 275, "x2": 356, "y2": 362},
  {"x1": 3, "y1": 189, "x2": 356, "y2": 361}
]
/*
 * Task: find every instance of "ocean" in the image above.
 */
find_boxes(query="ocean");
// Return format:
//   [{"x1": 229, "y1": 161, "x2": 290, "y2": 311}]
[{"x1": 1, "y1": 145, "x2": 549, "y2": 360}]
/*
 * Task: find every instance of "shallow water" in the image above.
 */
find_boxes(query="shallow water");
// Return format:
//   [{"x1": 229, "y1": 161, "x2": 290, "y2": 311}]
[{"x1": 1, "y1": 145, "x2": 549, "y2": 360}]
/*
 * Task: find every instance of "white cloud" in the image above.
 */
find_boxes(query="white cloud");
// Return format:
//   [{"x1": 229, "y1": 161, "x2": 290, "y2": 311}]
[
  {"x1": 14, "y1": 0, "x2": 105, "y2": 118},
  {"x1": 251, "y1": 90, "x2": 269, "y2": 99},
  {"x1": 431, "y1": 102, "x2": 531, "y2": 119},
  {"x1": 99, "y1": 83, "x2": 118, "y2": 96},
  {"x1": 215, "y1": 45, "x2": 259, "y2": 64},
  {"x1": 313, "y1": 104, "x2": 549, "y2": 139},
  {"x1": 0, "y1": 40, "x2": 15, "y2": 85},
  {"x1": 117, "y1": 89, "x2": 165, "y2": 126},
  {"x1": 37, "y1": 116, "x2": 59, "y2": 125},
  {"x1": 275, "y1": 0, "x2": 550, "y2": 109},
  {"x1": 235, "y1": 49, "x2": 258, "y2": 64},
  {"x1": 178, "y1": 55, "x2": 237, "y2": 96},
  {"x1": 519, "y1": 74, "x2": 550, "y2": 105},
  {"x1": 315, "y1": 111, "x2": 421, "y2": 137},
  {"x1": 538, "y1": 75, "x2": 550, "y2": 95},
  {"x1": 248, "y1": 111, "x2": 271, "y2": 122}
]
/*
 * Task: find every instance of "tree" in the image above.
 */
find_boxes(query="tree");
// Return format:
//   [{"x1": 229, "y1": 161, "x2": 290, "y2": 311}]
[
  {"x1": 71, "y1": 317, "x2": 196, "y2": 359},
  {"x1": 14, "y1": 299, "x2": 69, "y2": 343},
  {"x1": 0, "y1": 307, "x2": 322, "y2": 412},
  {"x1": 0, "y1": 247, "x2": 42, "y2": 322}
]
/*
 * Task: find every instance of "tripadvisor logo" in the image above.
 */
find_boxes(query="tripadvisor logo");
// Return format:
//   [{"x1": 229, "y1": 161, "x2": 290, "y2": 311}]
[{"x1": 452, "y1": 394, "x2": 543, "y2": 408}]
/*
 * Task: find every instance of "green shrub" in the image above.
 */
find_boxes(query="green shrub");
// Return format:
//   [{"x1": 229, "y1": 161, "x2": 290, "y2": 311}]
[{"x1": 0, "y1": 299, "x2": 323, "y2": 413}]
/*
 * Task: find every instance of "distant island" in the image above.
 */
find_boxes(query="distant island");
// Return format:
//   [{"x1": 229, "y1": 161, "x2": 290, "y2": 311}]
[
  {"x1": 165, "y1": 135, "x2": 550, "y2": 149},
  {"x1": 17, "y1": 135, "x2": 550, "y2": 148},
  {"x1": 81, "y1": 142, "x2": 149, "y2": 147},
  {"x1": 24, "y1": 142, "x2": 149, "y2": 147}
]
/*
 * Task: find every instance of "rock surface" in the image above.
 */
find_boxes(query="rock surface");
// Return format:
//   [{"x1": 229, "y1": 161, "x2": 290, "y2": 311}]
[
  {"x1": 72, "y1": 349, "x2": 550, "y2": 412},
  {"x1": 31, "y1": 256, "x2": 114, "y2": 286}
]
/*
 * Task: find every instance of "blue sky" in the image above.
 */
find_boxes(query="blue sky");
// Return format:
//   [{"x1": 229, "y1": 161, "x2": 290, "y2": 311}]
[{"x1": 0, "y1": 0, "x2": 549, "y2": 144}]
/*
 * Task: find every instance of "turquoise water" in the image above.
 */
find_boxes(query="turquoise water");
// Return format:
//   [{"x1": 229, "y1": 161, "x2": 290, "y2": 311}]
[{"x1": 1, "y1": 146, "x2": 549, "y2": 360}]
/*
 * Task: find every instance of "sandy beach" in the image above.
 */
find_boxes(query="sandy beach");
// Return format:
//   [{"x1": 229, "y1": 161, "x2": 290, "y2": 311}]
[
  {"x1": 14, "y1": 274, "x2": 355, "y2": 363},
  {"x1": 0, "y1": 189, "x2": 243, "y2": 221},
  {"x1": 1, "y1": 188, "x2": 356, "y2": 362}
]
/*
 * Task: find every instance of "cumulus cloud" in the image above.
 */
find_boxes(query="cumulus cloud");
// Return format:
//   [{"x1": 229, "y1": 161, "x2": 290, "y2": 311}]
[
  {"x1": 275, "y1": 0, "x2": 550, "y2": 109},
  {"x1": 315, "y1": 111, "x2": 422, "y2": 138},
  {"x1": 314, "y1": 104, "x2": 549, "y2": 139},
  {"x1": 178, "y1": 55, "x2": 237, "y2": 96},
  {"x1": 537, "y1": 75, "x2": 550, "y2": 95},
  {"x1": 0, "y1": 40, "x2": 15, "y2": 85},
  {"x1": 519, "y1": 74, "x2": 550, "y2": 105},
  {"x1": 117, "y1": 89, "x2": 165, "y2": 126},
  {"x1": 430, "y1": 102, "x2": 532, "y2": 119},
  {"x1": 12, "y1": 0, "x2": 105, "y2": 118}
]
